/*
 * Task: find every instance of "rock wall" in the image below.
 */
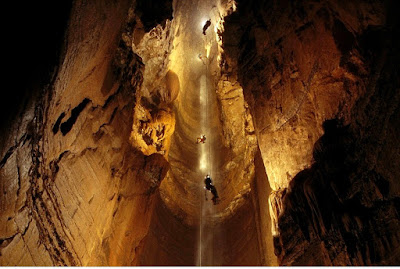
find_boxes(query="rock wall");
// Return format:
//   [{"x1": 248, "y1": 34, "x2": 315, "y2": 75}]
[
  {"x1": 134, "y1": 0, "x2": 278, "y2": 265},
  {"x1": 1, "y1": 0, "x2": 271, "y2": 265},
  {"x1": 3, "y1": 0, "x2": 398, "y2": 266},
  {"x1": 222, "y1": 0, "x2": 400, "y2": 265},
  {"x1": 0, "y1": 0, "x2": 173, "y2": 265}
]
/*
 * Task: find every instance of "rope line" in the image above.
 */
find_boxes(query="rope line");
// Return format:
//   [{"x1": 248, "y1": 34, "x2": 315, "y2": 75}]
[{"x1": 206, "y1": 34, "x2": 211, "y2": 177}]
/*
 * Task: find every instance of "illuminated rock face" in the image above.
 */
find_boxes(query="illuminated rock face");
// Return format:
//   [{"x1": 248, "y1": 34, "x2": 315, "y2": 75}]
[
  {"x1": 222, "y1": 0, "x2": 400, "y2": 265},
  {"x1": 137, "y1": 0, "x2": 274, "y2": 265},
  {"x1": 0, "y1": 0, "x2": 172, "y2": 265},
  {"x1": 1, "y1": 0, "x2": 400, "y2": 266}
]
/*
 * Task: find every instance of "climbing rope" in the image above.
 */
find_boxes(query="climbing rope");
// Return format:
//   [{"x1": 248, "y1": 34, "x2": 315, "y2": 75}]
[
  {"x1": 200, "y1": 28, "x2": 208, "y2": 267},
  {"x1": 205, "y1": 33, "x2": 212, "y2": 177}
]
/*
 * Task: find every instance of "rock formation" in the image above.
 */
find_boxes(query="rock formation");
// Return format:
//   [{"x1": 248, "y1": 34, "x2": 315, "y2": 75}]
[
  {"x1": 1, "y1": 0, "x2": 172, "y2": 265},
  {"x1": 1, "y1": 0, "x2": 399, "y2": 266},
  {"x1": 222, "y1": 0, "x2": 400, "y2": 265}
]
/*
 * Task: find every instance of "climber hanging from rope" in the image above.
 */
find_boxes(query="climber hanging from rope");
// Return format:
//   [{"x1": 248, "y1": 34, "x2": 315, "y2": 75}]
[
  {"x1": 198, "y1": 53, "x2": 206, "y2": 65},
  {"x1": 196, "y1": 134, "x2": 206, "y2": 144},
  {"x1": 204, "y1": 174, "x2": 219, "y2": 205},
  {"x1": 202, "y1": 19, "x2": 211, "y2": 35}
]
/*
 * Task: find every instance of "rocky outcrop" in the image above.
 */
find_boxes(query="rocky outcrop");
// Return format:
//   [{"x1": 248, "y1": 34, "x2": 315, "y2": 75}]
[
  {"x1": 129, "y1": 18, "x2": 177, "y2": 157},
  {"x1": 0, "y1": 0, "x2": 174, "y2": 266},
  {"x1": 275, "y1": 118, "x2": 400, "y2": 265},
  {"x1": 222, "y1": 0, "x2": 400, "y2": 265}
]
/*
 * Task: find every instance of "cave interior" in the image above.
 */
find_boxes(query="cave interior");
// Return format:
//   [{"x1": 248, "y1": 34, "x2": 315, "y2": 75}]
[{"x1": 1, "y1": 0, "x2": 400, "y2": 266}]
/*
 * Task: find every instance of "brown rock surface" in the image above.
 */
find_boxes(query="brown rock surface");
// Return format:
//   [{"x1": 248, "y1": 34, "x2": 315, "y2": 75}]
[
  {"x1": 222, "y1": 0, "x2": 400, "y2": 265},
  {"x1": 2, "y1": 0, "x2": 268, "y2": 265},
  {"x1": 138, "y1": 0, "x2": 273, "y2": 265},
  {"x1": 1, "y1": 0, "x2": 172, "y2": 265},
  {"x1": 2, "y1": 0, "x2": 399, "y2": 266}
]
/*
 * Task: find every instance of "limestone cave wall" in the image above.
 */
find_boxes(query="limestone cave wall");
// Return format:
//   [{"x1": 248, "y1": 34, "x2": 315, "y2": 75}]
[
  {"x1": 1, "y1": 0, "x2": 400, "y2": 266},
  {"x1": 222, "y1": 0, "x2": 400, "y2": 265},
  {"x1": 0, "y1": 0, "x2": 172, "y2": 265}
]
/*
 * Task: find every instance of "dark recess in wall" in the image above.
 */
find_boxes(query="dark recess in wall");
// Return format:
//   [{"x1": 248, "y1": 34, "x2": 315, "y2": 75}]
[
  {"x1": 135, "y1": 0, "x2": 173, "y2": 32},
  {"x1": 1, "y1": 1, "x2": 72, "y2": 131},
  {"x1": 59, "y1": 98, "x2": 91, "y2": 136}
]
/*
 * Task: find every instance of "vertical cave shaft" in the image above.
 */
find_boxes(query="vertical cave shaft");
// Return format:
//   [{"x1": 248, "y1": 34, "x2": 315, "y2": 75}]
[
  {"x1": 3, "y1": 0, "x2": 399, "y2": 266},
  {"x1": 138, "y1": 0, "x2": 272, "y2": 265}
]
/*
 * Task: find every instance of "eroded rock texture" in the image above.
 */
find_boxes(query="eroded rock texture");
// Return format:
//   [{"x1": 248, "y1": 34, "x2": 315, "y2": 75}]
[
  {"x1": 222, "y1": 0, "x2": 400, "y2": 265},
  {"x1": 2, "y1": 0, "x2": 399, "y2": 266},
  {"x1": 138, "y1": 0, "x2": 272, "y2": 265},
  {"x1": 1, "y1": 0, "x2": 173, "y2": 266}
]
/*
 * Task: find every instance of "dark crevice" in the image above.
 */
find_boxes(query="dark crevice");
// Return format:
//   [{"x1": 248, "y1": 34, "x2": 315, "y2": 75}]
[
  {"x1": 60, "y1": 98, "x2": 91, "y2": 136},
  {"x1": 52, "y1": 112, "x2": 66, "y2": 134},
  {"x1": 0, "y1": 134, "x2": 28, "y2": 169},
  {"x1": 294, "y1": 21, "x2": 313, "y2": 35},
  {"x1": 332, "y1": 19, "x2": 355, "y2": 56},
  {"x1": 0, "y1": 146, "x2": 15, "y2": 169},
  {"x1": 49, "y1": 150, "x2": 70, "y2": 178},
  {"x1": 0, "y1": 233, "x2": 18, "y2": 250},
  {"x1": 16, "y1": 159, "x2": 21, "y2": 197}
]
